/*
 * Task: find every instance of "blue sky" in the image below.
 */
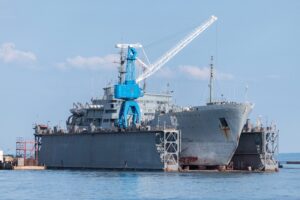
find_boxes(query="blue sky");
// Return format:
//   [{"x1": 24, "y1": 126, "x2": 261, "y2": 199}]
[{"x1": 0, "y1": 0, "x2": 299, "y2": 153}]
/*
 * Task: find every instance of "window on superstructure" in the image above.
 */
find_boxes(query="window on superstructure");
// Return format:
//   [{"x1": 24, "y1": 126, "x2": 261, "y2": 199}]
[{"x1": 105, "y1": 110, "x2": 117, "y2": 113}]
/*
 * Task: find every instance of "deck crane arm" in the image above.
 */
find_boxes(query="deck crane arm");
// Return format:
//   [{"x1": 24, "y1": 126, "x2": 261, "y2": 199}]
[{"x1": 136, "y1": 15, "x2": 217, "y2": 83}]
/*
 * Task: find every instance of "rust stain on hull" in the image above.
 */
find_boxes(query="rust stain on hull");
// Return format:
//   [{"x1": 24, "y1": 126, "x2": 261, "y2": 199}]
[{"x1": 180, "y1": 157, "x2": 198, "y2": 165}]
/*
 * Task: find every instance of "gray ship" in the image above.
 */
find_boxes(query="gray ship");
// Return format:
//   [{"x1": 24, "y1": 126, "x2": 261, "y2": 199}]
[{"x1": 147, "y1": 57, "x2": 253, "y2": 167}]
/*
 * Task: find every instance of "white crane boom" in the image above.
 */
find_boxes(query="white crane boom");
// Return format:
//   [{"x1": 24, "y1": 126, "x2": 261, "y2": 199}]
[
  {"x1": 136, "y1": 58, "x2": 150, "y2": 69},
  {"x1": 136, "y1": 15, "x2": 217, "y2": 83}
]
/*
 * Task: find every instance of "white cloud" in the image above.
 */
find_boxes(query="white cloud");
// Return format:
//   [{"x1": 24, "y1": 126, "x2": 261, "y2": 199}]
[
  {"x1": 179, "y1": 65, "x2": 210, "y2": 80},
  {"x1": 153, "y1": 67, "x2": 176, "y2": 79},
  {"x1": 0, "y1": 43, "x2": 37, "y2": 63},
  {"x1": 179, "y1": 65, "x2": 234, "y2": 80},
  {"x1": 57, "y1": 54, "x2": 118, "y2": 70},
  {"x1": 216, "y1": 71, "x2": 234, "y2": 80}
]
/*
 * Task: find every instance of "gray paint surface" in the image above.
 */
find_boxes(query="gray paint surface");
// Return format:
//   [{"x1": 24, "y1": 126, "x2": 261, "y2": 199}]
[{"x1": 37, "y1": 131, "x2": 164, "y2": 170}]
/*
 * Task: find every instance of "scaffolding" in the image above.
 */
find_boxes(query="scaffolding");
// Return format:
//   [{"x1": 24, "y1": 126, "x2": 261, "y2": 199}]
[
  {"x1": 262, "y1": 127, "x2": 279, "y2": 171},
  {"x1": 16, "y1": 137, "x2": 37, "y2": 166},
  {"x1": 156, "y1": 129, "x2": 181, "y2": 171}
]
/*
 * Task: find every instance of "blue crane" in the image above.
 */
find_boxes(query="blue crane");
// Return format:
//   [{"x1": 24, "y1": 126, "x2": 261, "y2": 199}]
[
  {"x1": 114, "y1": 16, "x2": 218, "y2": 128},
  {"x1": 114, "y1": 45, "x2": 143, "y2": 128}
]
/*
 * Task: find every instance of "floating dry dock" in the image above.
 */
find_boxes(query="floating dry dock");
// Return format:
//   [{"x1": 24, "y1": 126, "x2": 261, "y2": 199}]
[{"x1": 33, "y1": 119, "x2": 279, "y2": 172}]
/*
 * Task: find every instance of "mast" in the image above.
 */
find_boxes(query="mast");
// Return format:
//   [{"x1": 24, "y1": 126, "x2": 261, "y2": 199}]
[
  {"x1": 118, "y1": 48, "x2": 126, "y2": 84},
  {"x1": 209, "y1": 56, "x2": 214, "y2": 103}
]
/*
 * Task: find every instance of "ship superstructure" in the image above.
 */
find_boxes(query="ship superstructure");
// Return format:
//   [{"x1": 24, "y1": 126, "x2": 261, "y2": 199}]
[{"x1": 66, "y1": 86, "x2": 172, "y2": 132}]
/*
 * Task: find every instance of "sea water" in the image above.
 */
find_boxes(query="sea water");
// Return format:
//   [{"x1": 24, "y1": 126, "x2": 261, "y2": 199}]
[{"x1": 0, "y1": 153, "x2": 299, "y2": 200}]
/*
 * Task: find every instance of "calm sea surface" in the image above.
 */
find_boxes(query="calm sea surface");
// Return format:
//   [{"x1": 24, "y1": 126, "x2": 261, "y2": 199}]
[{"x1": 0, "y1": 153, "x2": 299, "y2": 200}]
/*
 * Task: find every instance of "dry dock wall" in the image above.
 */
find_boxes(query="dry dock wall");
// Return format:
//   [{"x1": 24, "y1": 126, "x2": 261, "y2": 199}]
[
  {"x1": 231, "y1": 131, "x2": 278, "y2": 171},
  {"x1": 36, "y1": 131, "x2": 164, "y2": 170}
]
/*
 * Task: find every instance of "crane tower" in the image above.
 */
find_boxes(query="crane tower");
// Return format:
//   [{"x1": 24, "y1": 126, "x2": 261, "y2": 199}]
[{"x1": 114, "y1": 44, "x2": 143, "y2": 129}]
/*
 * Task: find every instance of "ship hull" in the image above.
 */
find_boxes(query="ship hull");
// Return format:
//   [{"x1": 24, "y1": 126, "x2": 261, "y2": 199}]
[
  {"x1": 36, "y1": 131, "x2": 164, "y2": 170},
  {"x1": 154, "y1": 103, "x2": 252, "y2": 166}
]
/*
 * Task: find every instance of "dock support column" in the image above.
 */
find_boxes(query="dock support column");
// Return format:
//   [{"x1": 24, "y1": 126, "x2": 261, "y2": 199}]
[{"x1": 163, "y1": 129, "x2": 180, "y2": 172}]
